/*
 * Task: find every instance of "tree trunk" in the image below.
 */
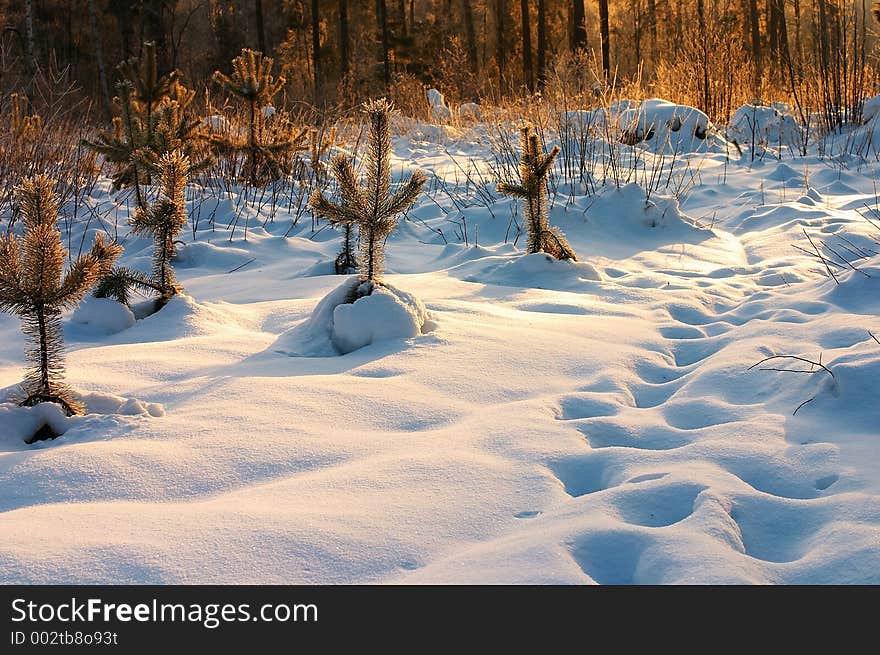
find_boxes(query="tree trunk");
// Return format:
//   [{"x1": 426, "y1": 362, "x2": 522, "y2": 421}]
[
  {"x1": 520, "y1": 0, "x2": 533, "y2": 91},
  {"x1": 646, "y1": 0, "x2": 657, "y2": 59},
  {"x1": 599, "y1": 0, "x2": 610, "y2": 78},
  {"x1": 255, "y1": 0, "x2": 267, "y2": 53},
  {"x1": 746, "y1": 0, "x2": 761, "y2": 92},
  {"x1": 142, "y1": 0, "x2": 170, "y2": 74},
  {"x1": 312, "y1": 0, "x2": 321, "y2": 106},
  {"x1": 377, "y1": 0, "x2": 391, "y2": 88},
  {"x1": 571, "y1": 0, "x2": 587, "y2": 52},
  {"x1": 23, "y1": 0, "x2": 37, "y2": 103},
  {"x1": 632, "y1": 0, "x2": 641, "y2": 70},
  {"x1": 340, "y1": 0, "x2": 350, "y2": 79},
  {"x1": 494, "y1": 0, "x2": 506, "y2": 84},
  {"x1": 462, "y1": 0, "x2": 478, "y2": 74},
  {"x1": 398, "y1": 0, "x2": 407, "y2": 35},
  {"x1": 537, "y1": 0, "x2": 547, "y2": 86},
  {"x1": 87, "y1": 0, "x2": 112, "y2": 120}
]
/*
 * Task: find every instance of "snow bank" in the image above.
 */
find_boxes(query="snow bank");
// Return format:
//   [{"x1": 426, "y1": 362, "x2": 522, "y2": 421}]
[
  {"x1": 71, "y1": 297, "x2": 136, "y2": 334},
  {"x1": 273, "y1": 278, "x2": 429, "y2": 357},
  {"x1": 728, "y1": 103, "x2": 800, "y2": 150}
]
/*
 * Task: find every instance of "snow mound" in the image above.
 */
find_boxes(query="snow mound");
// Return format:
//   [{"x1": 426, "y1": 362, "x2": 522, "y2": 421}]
[
  {"x1": 333, "y1": 282, "x2": 428, "y2": 354},
  {"x1": 478, "y1": 252, "x2": 603, "y2": 291},
  {"x1": 273, "y1": 278, "x2": 429, "y2": 357},
  {"x1": 728, "y1": 103, "x2": 800, "y2": 150},
  {"x1": 79, "y1": 391, "x2": 166, "y2": 417},
  {"x1": 577, "y1": 184, "x2": 716, "y2": 257},
  {"x1": 71, "y1": 297, "x2": 136, "y2": 334},
  {"x1": 617, "y1": 98, "x2": 720, "y2": 153},
  {"x1": 0, "y1": 393, "x2": 164, "y2": 448},
  {"x1": 427, "y1": 89, "x2": 452, "y2": 124}
]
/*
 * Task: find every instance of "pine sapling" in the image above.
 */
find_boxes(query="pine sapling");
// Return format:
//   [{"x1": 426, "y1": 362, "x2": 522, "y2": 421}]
[
  {"x1": 211, "y1": 49, "x2": 307, "y2": 185},
  {"x1": 0, "y1": 176, "x2": 121, "y2": 418},
  {"x1": 130, "y1": 150, "x2": 189, "y2": 308},
  {"x1": 497, "y1": 124, "x2": 577, "y2": 261},
  {"x1": 84, "y1": 42, "x2": 208, "y2": 208},
  {"x1": 309, "y1": 98, "x2": 427, "y2": 291}
]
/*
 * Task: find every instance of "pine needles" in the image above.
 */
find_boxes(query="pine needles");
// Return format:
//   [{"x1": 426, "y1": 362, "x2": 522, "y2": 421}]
[
  {"x1": 309, "y1": 98, "x2": 427, "y2": 286},
  {"x1": 211, "y1": 49, "x2": 307, "y2": 186},
  {"x1": 497, "y1": 124, "x2": 577, "y2": 261},
  {"x1": 83, "y1": 42, "x2": 209, "y2": 209},
  {"x1": 130, "y1": 150, "x2": 190, "y2": 307},
  {"x1": 0, "y1": 176, "x2": 120, "y2": 416}
]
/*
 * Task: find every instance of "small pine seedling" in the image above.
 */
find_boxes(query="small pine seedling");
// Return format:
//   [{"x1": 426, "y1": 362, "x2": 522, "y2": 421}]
[
  {"x1": 309, "y1": 98, "x2": 427, "y2": 287},
  {"x1": 84, "y1": 42, "x2": 208, "y2": 208},
  {"x1": 130, "y1": 150, "x2": 190, "y2": 308},
  {"x1": 212, "y1": 49, "x2": 307, "y2": 185},
  {"x1": 0, "y1": 176, "x2": 121, "y2": 417},
  {"x1": 497, "y1": 124, "x2": 577, "y2": 261}
]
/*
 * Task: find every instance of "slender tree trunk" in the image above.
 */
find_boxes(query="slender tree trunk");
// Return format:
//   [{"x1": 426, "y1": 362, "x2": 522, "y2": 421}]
[
  {"x1": 537, "y1": 0, "x2": 547, "y2": 86},
  {"x1": 87, "y1": 0, "x2": 111, "y2": 120},
  {"x1": 571, "y1": 0, "x2": 587, "y2": 52},
  {"x1": 462, "y1": 0, "x2": 478, "y2": 74},
  {"x1": 746, "y1": 0, "x2": 761, "y2": 92},
  {"x1": 340, "y1": 0, "x2": 350, "y2": 79},
  {"x1": 143, "y1": 0, "x2": 169, "y2": 73},
  {"x1": 398, "y1": 0, "x2": 407, "y2": 35},
  {"x1": 647, "y1": 0, "x2": 657, "y2": 59},
  {"x1": 36, "y1": 305, "x2": 50, "y2": 396},
  {"x1": 255, "y1": 0, "x2": 266, "y2": 53},
  {"x1": 520, "y1": 0, "x2": 533, "y2": 91},
  {"x1": 312, "y1": 0, "x2": 321, "y2": 106},
  {"x1": 632, "y1": 0, "x2": 642, "y2": 71},
  {"x1": 599, "y1": 0, "x2": 610, "y2": 78},
  {"x1": 377, "y1": 0, "x2": 391, "y2": 88},
  {"x1": 23, "y1": 0, "x2": 37, "y2": 103},
  {"x1": 494, "y1": 0, "x2": 507, "y2": 85}
]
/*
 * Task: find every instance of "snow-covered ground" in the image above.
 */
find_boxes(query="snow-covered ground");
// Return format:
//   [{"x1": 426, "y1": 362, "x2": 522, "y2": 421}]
[{"x1": 1, "y1": 106, "x2": 879, "y2": 583}]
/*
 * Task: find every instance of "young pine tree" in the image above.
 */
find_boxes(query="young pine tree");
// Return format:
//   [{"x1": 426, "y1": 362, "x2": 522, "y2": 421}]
[
  {"x1": 211, "y1": 49, "x2": 307, "y2": 185},
  {"x1": 0, "y1": 176, "x2": 121, "y2": 417},
  {"x1": 497, "y1": 124, "x2": 577, "y2": 261},
  {"x1": 129, "y1": 150, "x2": 190, "y2": 308},
  {"x1": 309, "y1": 98, "x2": 427, "y2": 288},
  {"x1": 84, "y1": 42, "x2": 207, "y2": 208}
]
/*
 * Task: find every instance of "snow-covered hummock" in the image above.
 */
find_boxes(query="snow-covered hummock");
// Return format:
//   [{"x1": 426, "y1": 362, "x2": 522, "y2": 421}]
[
  {"x1": 427, "y1": 88, "x2": 452, "y2": 124},
  {"x1": 71, "y1": 297, "x2": 136, "y2": 335},
  {"x1": 273, "y1": 278, "x2": 428, "y2": 357},
  {"x1": 1, "y1": 102, "x2": 880, "y2": 584},
  {"x1": 728, "y1": 103, "x2": 801, "y2": 150},
  {"x1": 617, "y1": 98, "x2": 716, "y2": 153}
]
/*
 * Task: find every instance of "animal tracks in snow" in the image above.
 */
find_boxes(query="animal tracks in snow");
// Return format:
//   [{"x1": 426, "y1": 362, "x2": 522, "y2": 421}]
[{"x1": 542, "y1": 277, "x2": 853, "y2": 582}]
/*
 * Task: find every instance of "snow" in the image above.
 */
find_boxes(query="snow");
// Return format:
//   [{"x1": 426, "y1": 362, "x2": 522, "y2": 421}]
[
  {"x1": 70, "y1": 297, "x2": 136, "y2": 335},
  {"x1": 728, "y1": 103, "x2": 801, "y2": 150},
  {"x1": 427, "y1": 88, "x2": 452, "y2": 124},
  {"x1": 331, "y1": 281, "x2": 428, "y2": 354},
  {"x1": 1, "y1": 100, "x2": 880, "y2": 584}
]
